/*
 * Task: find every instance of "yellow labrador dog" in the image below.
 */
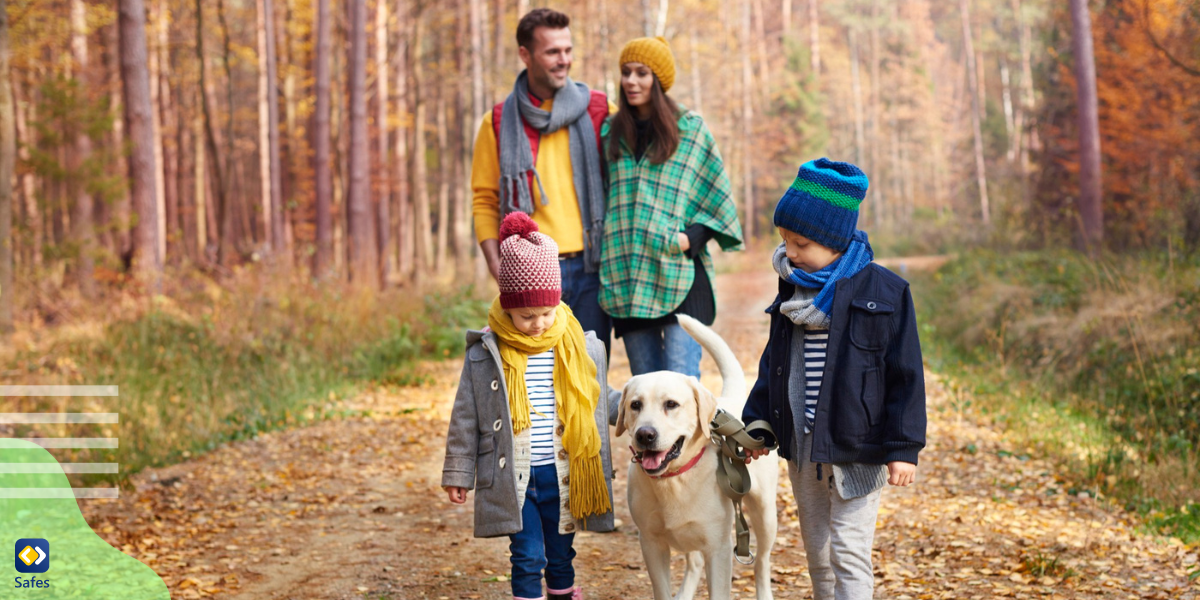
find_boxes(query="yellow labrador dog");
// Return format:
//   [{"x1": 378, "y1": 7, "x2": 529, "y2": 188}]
[{"x1": 616, "y1": 314, "x2": 779, "y2": 600}]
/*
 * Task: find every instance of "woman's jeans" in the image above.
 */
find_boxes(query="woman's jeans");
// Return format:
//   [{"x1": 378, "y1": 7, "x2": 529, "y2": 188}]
[
  {"x1": 509, "y1": 464, "x2": 575, "y2": 599},
  {"x1": 622, "y1": 322, "x2": 702, "y2": 378}
]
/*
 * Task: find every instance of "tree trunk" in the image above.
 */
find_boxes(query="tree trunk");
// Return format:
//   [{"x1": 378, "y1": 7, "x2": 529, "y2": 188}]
[
  {"x1": 1000, "y1": 58, "x2": 1015, "y2": 162},
  {"x1": 411, "y1": 13, "x2": 432, "y2": 278},
  {"x1": 158, "y1": 0, "x2": 179, "y2": 262},
  {"x1": 808, "y1": 0, "x2": 819, "y2": 79},
  {"x1": 740, "y1": 0, "x2": 754, "y2": 239},
  {"x1": 782, "y1": 0, "x2": 791, "y2": 36},
  {"x1": 849, "y1": 28, "x2": 865, "y2": 168},
  {"x1": 454, "y1": 10, "x2": 470, "y2": 271},
  {"x1": 687, "y1": 26, "x2": 704, "y2": 115},
  {"x1": 868, "y1": 2, "x2": 882, "y2": 227},
  {"x1": 375, "y1": 0, "x2": 391, "y2": 286},
  {"x1": 1070, "y1": 0, "x2": 1102, "y2": 249},
  {"x1": 654, "y1": 0, "x2": 669, "y2": 37},
  {"x1": 395, "y1": 0, "x2": 411, "y2": 282},
  {"x1": 435, "y1": 94, "x2": 449, "y2": 273},
  {"x1": 121, "y1": 0, "x2": 162, "y2": 279},
  {"x1": 197, "y1": 0, "x2": 227, "y2": 265},
  {"x1": 960, "y1": 0, "x2": 990, "y2": 225},
  {"x1": 104, "y1": 23, "x2": 132, "y2": 257},
  {"x1": 493, "y1": 0, "x2": 506, "y2": 103},
  {"x1": 257, "y1": 0, "x2": 273, "y2": 250},
  {"x1": 641, "y1": 0, "x2": 653, "y2": 37},
  {"x1": 216, "y1": 0, "x2": 238, "y2": 261},
  {"x1": 13, "y1": 85, "x2": 40, "y2": 270},
  {"x1": 314, "y1": 0, "x2": 333, "y2": 278},
  {"x1": 71, "y1": 0, "x2": 96, "y2": 298},
  {"x1": 1012, "y1": 0, "x2": 1039, "y2": 161},
  {"x1": 148, "y1": 0, "x2": 167, "y2": 265},
  {"x1": 347, "y1": 0, "x2": 377, "y2": 285},
  {"x1": 0, "y1": 0, "x2": 14, "y2": 332}
]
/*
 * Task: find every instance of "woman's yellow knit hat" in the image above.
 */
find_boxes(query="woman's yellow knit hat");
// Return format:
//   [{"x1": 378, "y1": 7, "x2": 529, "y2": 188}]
[{"x1": 619, "y1": 36, "x2": 676, "y2": 92}]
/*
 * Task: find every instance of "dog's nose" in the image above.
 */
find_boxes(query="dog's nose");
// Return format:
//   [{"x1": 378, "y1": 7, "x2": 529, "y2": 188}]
[{"x1": 635, "y1": 427, "x2": 658, "y2": 447}]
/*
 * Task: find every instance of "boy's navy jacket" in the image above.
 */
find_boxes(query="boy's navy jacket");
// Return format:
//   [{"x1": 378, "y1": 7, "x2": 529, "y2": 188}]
[{"x1": 742, "y1": 263, "x2": 927, "y2": 465}]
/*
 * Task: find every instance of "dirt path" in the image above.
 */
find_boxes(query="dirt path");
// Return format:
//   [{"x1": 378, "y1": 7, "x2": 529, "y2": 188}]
[{"x1": 83, "y1": 267, "x2": 1199, "y2": 600}]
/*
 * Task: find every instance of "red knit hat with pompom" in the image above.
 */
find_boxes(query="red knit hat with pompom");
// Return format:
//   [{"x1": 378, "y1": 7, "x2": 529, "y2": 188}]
[{"x1": 498, "y1": 212, "x2": 561, "y2": 310}]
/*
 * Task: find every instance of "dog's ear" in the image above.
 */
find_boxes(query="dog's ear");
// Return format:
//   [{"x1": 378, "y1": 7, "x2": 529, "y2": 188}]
[
  {"x1": 615, "y1": 383, "x2": 631, "y2": 438},
  {"x1": 688, "y1": 377, "x2": 718, "y2": 440}
]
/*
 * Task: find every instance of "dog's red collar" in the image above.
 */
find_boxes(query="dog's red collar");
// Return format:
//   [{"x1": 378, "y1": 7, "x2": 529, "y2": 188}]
[{"x1": 646, "y1": 446, "x2": 706, "y2": 479}]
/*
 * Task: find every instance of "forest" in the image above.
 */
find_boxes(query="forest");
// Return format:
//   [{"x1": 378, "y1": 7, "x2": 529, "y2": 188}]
[{"x1": 1, "y1": 0, "x2": 1200, "y2": 597}]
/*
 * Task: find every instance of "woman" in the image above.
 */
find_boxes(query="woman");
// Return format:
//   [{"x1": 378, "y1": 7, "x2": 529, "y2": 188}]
[{"x1": 599, "y1": 36, "x2": 743, "y2": 377}]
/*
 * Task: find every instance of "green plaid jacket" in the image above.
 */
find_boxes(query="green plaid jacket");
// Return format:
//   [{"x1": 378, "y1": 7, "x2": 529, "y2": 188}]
[{"x1": 598, "y1": 112, "x2": 744, "y2": 320}]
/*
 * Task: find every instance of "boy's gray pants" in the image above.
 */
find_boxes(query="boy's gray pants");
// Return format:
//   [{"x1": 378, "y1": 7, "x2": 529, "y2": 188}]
[{"x1": 789, "y1": 432, "x2": 882, "y2": 600}]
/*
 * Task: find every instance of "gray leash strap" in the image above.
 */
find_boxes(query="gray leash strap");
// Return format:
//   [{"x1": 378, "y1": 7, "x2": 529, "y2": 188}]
[{"x1": 709, "y1": 409, "x2": 777, "y2": 564}]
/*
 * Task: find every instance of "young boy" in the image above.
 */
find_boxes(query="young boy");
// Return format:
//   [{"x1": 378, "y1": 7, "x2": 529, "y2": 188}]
[
  {"x1": 442, "y1": 211, "x2": 615, "y2": 600},
  {"x1": 743, "y1": 158, "x2": 926, "y2": 600}
]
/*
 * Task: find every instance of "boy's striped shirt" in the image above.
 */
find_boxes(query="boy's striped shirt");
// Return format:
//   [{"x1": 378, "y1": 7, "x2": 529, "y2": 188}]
[
  {"x1": 526, "y1": 349, "x2": 558, "y2": 466},
  {"x1": 803, "y1": 329, "x2": 829, "y2": 434}
]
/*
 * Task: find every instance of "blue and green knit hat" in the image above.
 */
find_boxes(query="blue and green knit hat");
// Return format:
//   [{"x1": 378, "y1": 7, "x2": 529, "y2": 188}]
[{"x1": 773, "y1": 158, "x2": 869, "y2": 252}]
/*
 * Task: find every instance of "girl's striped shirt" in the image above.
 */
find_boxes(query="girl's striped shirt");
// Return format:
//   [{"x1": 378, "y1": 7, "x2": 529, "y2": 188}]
[{"x1": 525, "y1": 349, "x2": 558, "y2": 466}]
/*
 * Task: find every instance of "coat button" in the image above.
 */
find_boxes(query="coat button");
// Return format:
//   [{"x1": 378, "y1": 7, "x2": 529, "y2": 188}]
[
  {"x1": 776, "y1": 367, "x2": 783, "y2": 376},
  {"x1": 558, "y1": 449, "x2": 568, "y2": 460},
  {"x1": 867, "y1": 301, "x2": 877, "y2": 310},
  {"x1": 493, "y1": 419, "x2": 503, "y2": 431},
  {"x1": 498, "y1": 456, "x2": 506, "y2": 469},
  {"x1": 562, "y1": 475, "x2": 570, "y2": 485},
  {"x1": 564, "y1": 523, "x2": 576, "y2": 533},
  {"x1": 773, "y1": 410, "x2": 780, "y2": 418},
  {"x1": 490, "y1": 380, "x2": 499, "y2": 391},
  {"x1": 556, "y1": 424, "x2": 565, "y2": 436}
]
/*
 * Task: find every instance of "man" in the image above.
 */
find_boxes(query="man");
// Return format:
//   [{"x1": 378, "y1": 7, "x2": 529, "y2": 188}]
[{"x1": 471, "y1": 8, "x2": 614, "y2": 353}]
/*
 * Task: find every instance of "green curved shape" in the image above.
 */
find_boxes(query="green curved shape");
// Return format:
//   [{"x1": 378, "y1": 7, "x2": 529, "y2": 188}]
[{"x1": 0, "y1": 439, "x2": 169, "y2": 598}]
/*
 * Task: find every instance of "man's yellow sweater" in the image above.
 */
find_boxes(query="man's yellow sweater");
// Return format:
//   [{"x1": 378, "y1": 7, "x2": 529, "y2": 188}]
[{"x1": 471, "y1": 97, "x2": 617, "y2": 254}]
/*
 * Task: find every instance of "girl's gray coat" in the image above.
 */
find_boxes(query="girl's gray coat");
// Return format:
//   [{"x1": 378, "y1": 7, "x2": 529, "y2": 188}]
[{"x1": 441, "y1": 329, "x2": 616, "y2": 538}]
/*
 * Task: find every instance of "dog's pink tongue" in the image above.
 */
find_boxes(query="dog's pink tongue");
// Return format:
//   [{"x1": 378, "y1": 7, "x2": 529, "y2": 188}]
[{"x1": 640, "y1": 450, "x2": 667, "y2": 471}]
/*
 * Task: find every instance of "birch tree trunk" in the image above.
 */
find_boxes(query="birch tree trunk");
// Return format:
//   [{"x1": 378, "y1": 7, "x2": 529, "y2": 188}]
[
  {"x1": 0, "y1": 0, "x2": 14, "y2": 332},
  {"x1": 960, "y1": 0, "x2": 990, "y2": 225},
  {"x1": 71, "y1": 0, "x2": 96, "y2": 298},
  {"x1": 197, "y1": 0, "x2": 227, "y2": 264},
  {"x1": 257, "y1": 0, "x2": 274, "y2": 249},
  {"x1": 314, "y1": 0, "x2": 333, "y2": 277},
  {"x1": 121, "y1": 0, "x2": 162, "y2": 278},
  {"x1": 435, "y1": 94, "x2": 449, "y2": 273},
  {"x1": 1070, "y1": 0, "x2": 1103, "y2": 249}
]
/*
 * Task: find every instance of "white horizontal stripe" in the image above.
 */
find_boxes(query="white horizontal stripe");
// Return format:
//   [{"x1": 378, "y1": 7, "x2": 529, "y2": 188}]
[
  {"x1": 0, "y1": 463, "x2": 119, "y2": 474},
  {"x1": 0, "y1": 385, "x2": 119, "y2": 397},
  {"x1": 0, "y1": 488, "x2": 120, "y2": 499},
  {"x1": 15, "y1": 438, "x2": 118, "y2": 449},
  {"x1": 0, "y1": 413, "x2": 119, "y2": 424}
]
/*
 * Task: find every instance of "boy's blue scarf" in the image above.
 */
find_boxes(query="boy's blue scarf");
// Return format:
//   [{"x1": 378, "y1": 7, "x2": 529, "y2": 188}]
[{"x1": 773, "y1": 230, "x2": 874, "y2": 327}]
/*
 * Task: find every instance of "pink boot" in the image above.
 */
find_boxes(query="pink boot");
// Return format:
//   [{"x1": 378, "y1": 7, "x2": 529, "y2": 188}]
[{"x1": 546, "y1": 586, "x2": 582, "y2": 600}]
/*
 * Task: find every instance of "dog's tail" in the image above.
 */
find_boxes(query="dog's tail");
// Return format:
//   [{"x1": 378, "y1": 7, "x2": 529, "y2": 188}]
[{"x1": 675, "y1": 314, "x2": 746, "y2": 404}]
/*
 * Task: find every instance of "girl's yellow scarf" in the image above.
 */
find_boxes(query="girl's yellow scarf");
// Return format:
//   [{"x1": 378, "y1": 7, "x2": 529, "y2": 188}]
[{"x1": 488, "y1": 298, "x2": 612, "y2": 520}]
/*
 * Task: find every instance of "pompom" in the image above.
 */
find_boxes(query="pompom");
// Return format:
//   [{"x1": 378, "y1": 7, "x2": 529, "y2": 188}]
[{"x1": 499, "y1": 211, "x2": 539, "y2": 240}]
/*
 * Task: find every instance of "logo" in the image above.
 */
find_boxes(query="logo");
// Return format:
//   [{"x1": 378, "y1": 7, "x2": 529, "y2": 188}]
[{"x1": 14, "y1": 540, "x2": 49, "y2": 574}]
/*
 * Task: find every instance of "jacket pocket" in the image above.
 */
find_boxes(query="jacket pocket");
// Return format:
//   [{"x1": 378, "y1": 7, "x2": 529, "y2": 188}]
[
  {"x1": 860, "y1": 367, "x2": 882, "y2": 428},
  {"x1": 475, "y1": 431, "x2": 496, "y2": 490},
  {"x1": 848, "y1": 298, "x2": 895, "y2": 351}
]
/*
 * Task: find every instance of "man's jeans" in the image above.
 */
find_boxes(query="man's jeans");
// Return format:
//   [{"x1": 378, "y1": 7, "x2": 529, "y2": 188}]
[
  {"x1": 622, "y1": 322, "x2": 702, "y2": 378},
  {"x1": 559, "y1": 255, "x2": 612, "y2": 357}
]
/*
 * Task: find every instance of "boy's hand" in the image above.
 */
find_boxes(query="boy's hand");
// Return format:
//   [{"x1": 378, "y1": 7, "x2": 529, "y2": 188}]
[
  {"x1": 676, "y1": 232, "x2": 691, "y2": 253},
  {"x1": 887, "y1": 461, "x2": 917, "y2": 486},
  {"x1": 743, "y1": 448, "x2": 772, "y2": 463},
  {"x1": 445, "y1": 486, "x2": 468, "y2": 504}
]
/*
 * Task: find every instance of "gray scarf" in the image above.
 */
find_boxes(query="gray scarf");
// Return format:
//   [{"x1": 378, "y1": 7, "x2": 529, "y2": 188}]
[
  {"x1": 498, "y1": 71, "x2": 606, "y2": 272},
  {"x1": 773, "y1": 244, "x2": 831, "y2": 329}
]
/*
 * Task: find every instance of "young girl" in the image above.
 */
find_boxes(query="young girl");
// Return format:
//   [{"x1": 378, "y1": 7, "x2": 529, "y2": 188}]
[
  {"x1": 442, "y1": 212, "x2": 616, "y2": 600},
  {"x1": 598, "y1": 36, "x2": 743, "y2": 378}
]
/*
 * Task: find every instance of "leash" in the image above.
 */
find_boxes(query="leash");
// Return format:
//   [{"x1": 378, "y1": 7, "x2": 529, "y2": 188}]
[{"x1": 708, "y1": 408, "x2": 777, "y2": 564}]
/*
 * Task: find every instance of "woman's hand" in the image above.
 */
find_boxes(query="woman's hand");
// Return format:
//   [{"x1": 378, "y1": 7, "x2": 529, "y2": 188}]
[
  {"x1": 445, "y1": 486, "x2": 468, "y2": 504},
  {"x1": 743, "y1": 448, "x2": 772, "y2": 463},
  {"x1": 676, "y1": 232, "x2": 690, "y2": 253}
]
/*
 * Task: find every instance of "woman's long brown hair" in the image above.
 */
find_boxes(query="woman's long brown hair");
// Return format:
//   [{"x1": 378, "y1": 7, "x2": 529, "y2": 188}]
[{"x1": 606, "y1": 75, "x2": 682, "y2": 165}]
